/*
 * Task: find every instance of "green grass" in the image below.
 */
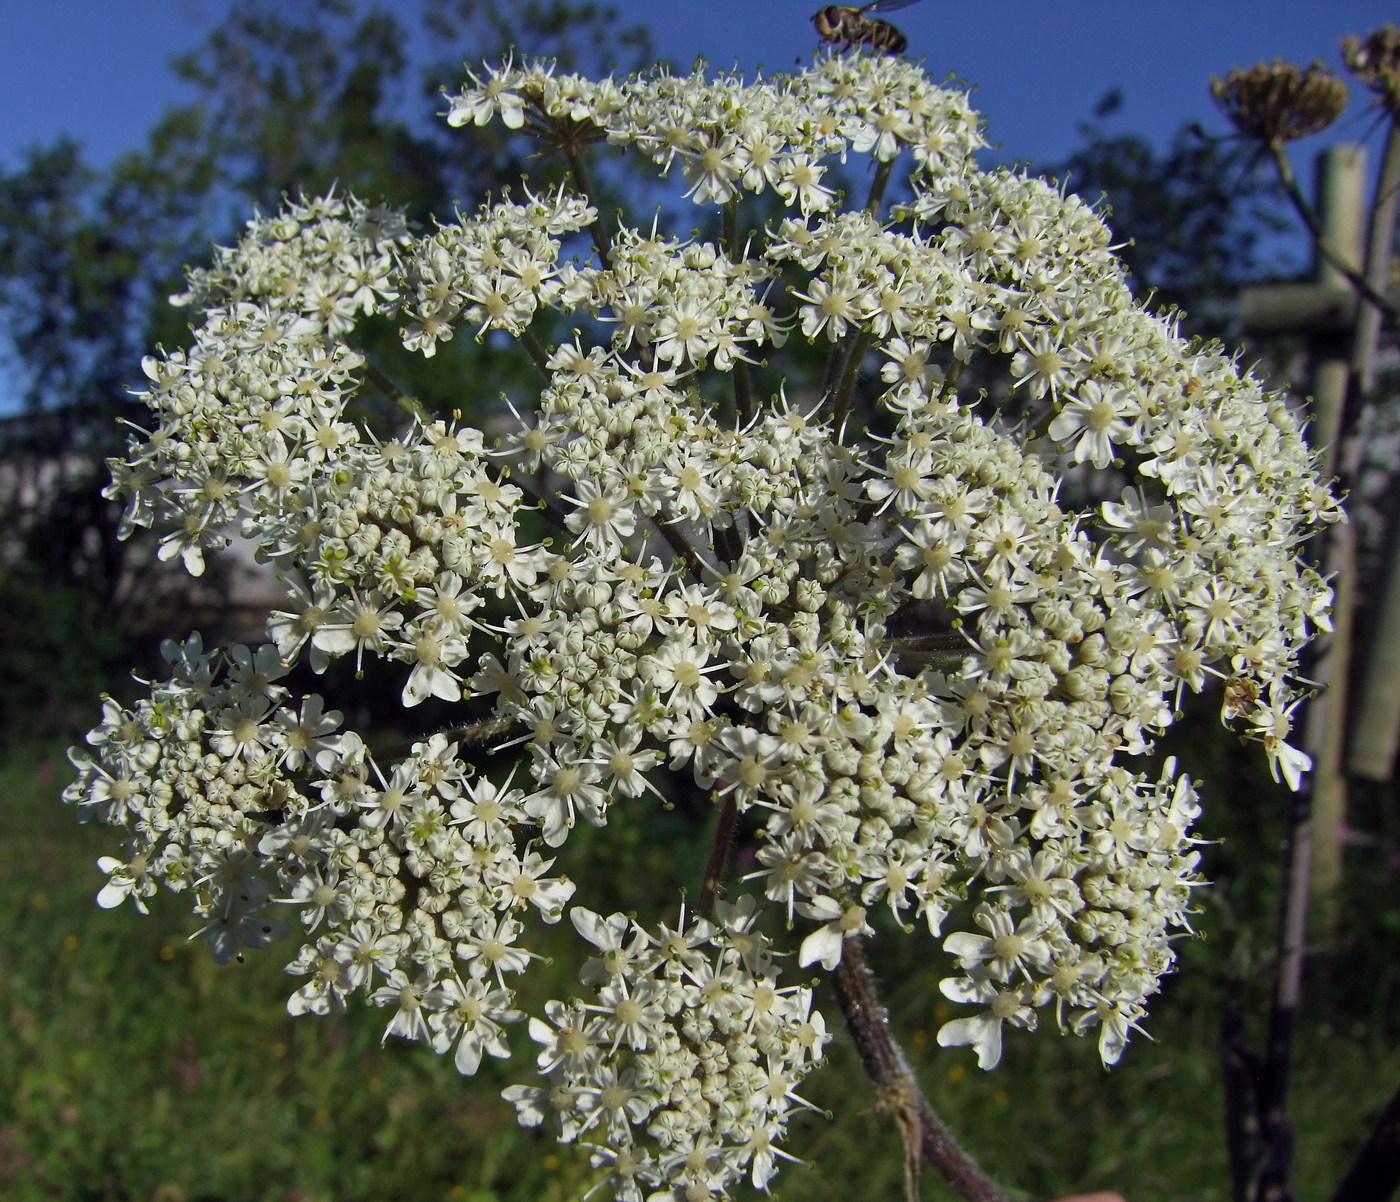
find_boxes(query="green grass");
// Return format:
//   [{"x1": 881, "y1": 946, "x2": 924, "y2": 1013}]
[{"x1": 2, "y1": 740, "x2": 1396, "y2": 1202}]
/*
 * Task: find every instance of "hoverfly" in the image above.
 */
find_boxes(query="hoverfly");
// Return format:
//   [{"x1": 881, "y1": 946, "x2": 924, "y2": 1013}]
[{"x1": 811, "y1": 0, "x2": 923, "y2": 56}]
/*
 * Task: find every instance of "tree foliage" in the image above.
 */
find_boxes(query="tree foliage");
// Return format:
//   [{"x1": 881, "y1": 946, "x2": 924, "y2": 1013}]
[
  {"x1": 0, "y1": 0, "x2": 655, "y2": 742},
  {"x1": 1040, "y1": 91, "x2": 1297, "y2": 334}
]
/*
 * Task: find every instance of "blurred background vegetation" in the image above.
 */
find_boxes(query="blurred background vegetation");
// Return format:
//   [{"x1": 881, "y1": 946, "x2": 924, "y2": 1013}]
[{"x1": 2, "y1": 2, "x2": 1398, "y2": 1200}]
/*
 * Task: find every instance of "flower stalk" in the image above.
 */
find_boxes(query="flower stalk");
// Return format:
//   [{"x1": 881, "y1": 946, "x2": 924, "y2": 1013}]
[{"x1": 833, "y1": 940, "x2": 1009, "y2": 1202}]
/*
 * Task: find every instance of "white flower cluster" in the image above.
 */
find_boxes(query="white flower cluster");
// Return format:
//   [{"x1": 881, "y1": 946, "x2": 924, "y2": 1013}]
[
  {"x1": 68, "y1": 53, "x2": 1337, "y2": 1199},
  {"x1": 505, "y1": 900, "x2": 827, "y2": 1196}
]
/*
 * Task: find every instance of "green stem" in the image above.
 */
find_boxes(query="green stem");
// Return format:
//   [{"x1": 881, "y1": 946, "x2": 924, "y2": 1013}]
[
  {"x1": 1347, "y1": 113, "x2": 1400, "y2": 418},
  {"x1": 356, "y1": 354, "x2": 429, "y2": 424},
  {"x1": 811, "y1": 160, "x2": 897, "y2": 427},
  {"x1": 698, "y1": 793, "x2": 738, "y2": 920},
  {"x1": 1270, "y1": 142, "x2": 1399, "y2": 324},
  {"x1": 833, "y1": 940, "x2": 1010, "y2": 1202},
  {"x1": 724, "y1": 199, "x2": 740, "y2": 260},
  {"x1": 519, "y1": 327, "x2": 553, "y2": 378},
  {"x1": 820, "y1": 339, "x2": 845, "y2": 400},
  {"x1": 721, "y1": 200, "x2": 756, "y2": 427},
  {"x1": 733, "y1": 360, "x2": 754, "y2": 428},
  {"x1": 830, "y1": 328, "x2": 873, "y2": 431},
  {"x1": 865, "y1": 157, "x2": 896, "y2": 218},
  {"x1": 647, "y1": 513, "x2": 709, "y2": 582},
  {"x1": 509, "y1": 469, "x2": 579, "y2": 540},
  {"x1": 566, "y1": 143, "x2": 613, "y2": 269},
  {"x1": 714, "y1": 520, "x2": 742, "y2": 566},
  {"x1": 374, "y1": 711, "x2": 523, "y2": 763},
  {"x1": 886, "y1": 634, "x2": 970, "y2": 668},
  {"x1": 943, "y1": 359, "x2": 966, "y2": 394}
]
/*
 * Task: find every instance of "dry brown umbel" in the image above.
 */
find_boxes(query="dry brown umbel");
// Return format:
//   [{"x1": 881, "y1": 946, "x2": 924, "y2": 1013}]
[
  {"x1": 1343, "y1": 24, "x2": 1400, "y2": 117},
  {"x1": 1211, "y1": 59, "x2": 1349, "y2": 145}
]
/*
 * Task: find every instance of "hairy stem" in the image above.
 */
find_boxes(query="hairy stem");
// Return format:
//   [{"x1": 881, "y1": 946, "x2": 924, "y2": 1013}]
[
  {"x1": 866, "y1": 157, "x2": 896, "y2": 217},
  {"x1": 645, "y1": 512, "x2": 710, "y2": 582},
  {"x1": 697, "y1": 793, "x2": 738, "y2": 920},
  {"x1": 820, "y1": 339, "x2": 846, "y2": 400},
  {"x1": 733, "y1": 358, "x2": 754, "y2": 428},
  {"x1": 1254, "y1": 760, "x2": 1313, "y2": 1202},
  {"x1": 519, "y1": 327, "x2": 553, "y2": 377},
  {"x1": 1349, "y1": 114, "x2": 1400, "y2": 405},
  {"x1": 713, "y1": 516, "x2": 744, "y2": 567},
  {"x1": 357, "y1": 354, "x2": 428, "y2": 424},
  {"x1": 566, "y1": 142, "x2": 613, "y2": 269},
  {"x1": 830, "y1": 328, "x2": 873, "y2": 431},
  {"x1": 886, "y1": 637, "x2": 972, "y2": 674},
  {"x1": 722, "y1": 198, "x2": 754, "y2": 427},
  {"x1": 832, "y1": 939, "x2": 1010, "y2": 1202},
  {"x1": 724, "y1": 198, "x2": 740, "y2": 260},
  {"x1": 374, "y1": 711, "x2": 524, "y2": 763},
  {"x1": 507, "y1": 468, "x2": 579, "y2": 540}
]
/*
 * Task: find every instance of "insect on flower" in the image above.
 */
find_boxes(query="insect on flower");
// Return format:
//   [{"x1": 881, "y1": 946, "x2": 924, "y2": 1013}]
[{"x1": 811, "y1": 0, "x2": 924, "y2": 56}]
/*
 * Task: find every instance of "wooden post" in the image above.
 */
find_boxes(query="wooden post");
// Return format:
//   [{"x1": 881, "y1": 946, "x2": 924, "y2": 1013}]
[
  {"x1": 1308, "y1": 144, "x2": 1367, "y2": 471},
  {"x1": 1342, "y1": 121, "x2": 1400, "y2": 784},
  {"x1": 1353, "y1": 549, "x2": 1400, "y2": 781},
  {"x1": 1238, "y1": 144, "x2": 1366, "y2": 906}
]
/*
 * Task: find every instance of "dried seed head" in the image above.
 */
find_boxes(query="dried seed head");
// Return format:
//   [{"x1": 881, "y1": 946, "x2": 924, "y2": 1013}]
[
  {"x1": 1342, "y1": 24, "x2": 1400, "y2": 117},
  {"x1": 1210, "y1": 59, "x2": 1349, "y2": 145}
]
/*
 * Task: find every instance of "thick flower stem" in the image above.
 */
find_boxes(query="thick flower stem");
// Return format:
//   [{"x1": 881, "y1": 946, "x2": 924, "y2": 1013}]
[
  {"x1": 832, "y1": 939, "x2": 1010, "y2": 1202},
  {"x1": 698, "y1": 793, "x2": 738, "y2": 920},
  {"x1": 1269, "y1": 143, "x2": 1398, "y2": 323},
  {"x1": 565, "y1": 143, "x2": 614, "y2": 269},
  {"x1": 722, "y1": 201, "x2": 754, "y2": 427},
  {"x1": 830, "y1": 328, "x2": 872, "y2": 430},
  {"x1": 645, "y1": 512, "x2": 710, "y2": 582},
  {"x1": 374, "y1": 712, "x2": 523, "y2": 762},
  {"x1": 356, "y1": 354, "x2": 428, "y2": 424},
  {"x1": 519, "y1": 327, "x2": 553, "y2": 377},
  {"x1": 866, "y1": 157, "x2": 896, "y2": 217}
]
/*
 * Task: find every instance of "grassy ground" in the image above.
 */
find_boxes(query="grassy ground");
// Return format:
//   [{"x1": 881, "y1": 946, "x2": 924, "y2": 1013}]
[{"x1": 2, "y1": 739, "x2": 1396, "y2": 1202}]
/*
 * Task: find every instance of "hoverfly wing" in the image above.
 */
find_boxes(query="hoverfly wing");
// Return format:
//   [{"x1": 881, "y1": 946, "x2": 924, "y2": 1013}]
[{"x1": 859, "y1": 0, "x2": 924, "y2": 14}]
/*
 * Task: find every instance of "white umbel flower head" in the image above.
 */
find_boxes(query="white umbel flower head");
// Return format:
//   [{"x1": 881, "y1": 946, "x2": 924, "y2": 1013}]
[{"x1": 69, "y1": 51, "x2": 1338, "y2": 1201}]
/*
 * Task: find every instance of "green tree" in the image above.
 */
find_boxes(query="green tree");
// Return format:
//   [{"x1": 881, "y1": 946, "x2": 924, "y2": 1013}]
[
  {"x1": 1039, "y1": 91, "x2": 1296, "y2": 335},
  {"x1": 0, "y1": 0, "x2": 655, "y2": 743}
]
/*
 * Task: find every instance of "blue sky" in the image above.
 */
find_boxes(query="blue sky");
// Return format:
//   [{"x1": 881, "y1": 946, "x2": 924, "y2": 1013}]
[{"x1": 3, "y1": 1, "x2": 1396, "y2": 173}]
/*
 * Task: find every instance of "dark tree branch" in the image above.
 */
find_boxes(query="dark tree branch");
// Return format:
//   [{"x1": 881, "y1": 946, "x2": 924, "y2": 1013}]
[
  {"x1": 1331, "y1": 1080, "x2": 1400, "y2": 1202},
  {"x1": 1221, "y1": 1006, "x2": 1265, "y2": 1202},
  {"x1": 1250, "y1": 776, "x2": 1313, "y2": 1202}
]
